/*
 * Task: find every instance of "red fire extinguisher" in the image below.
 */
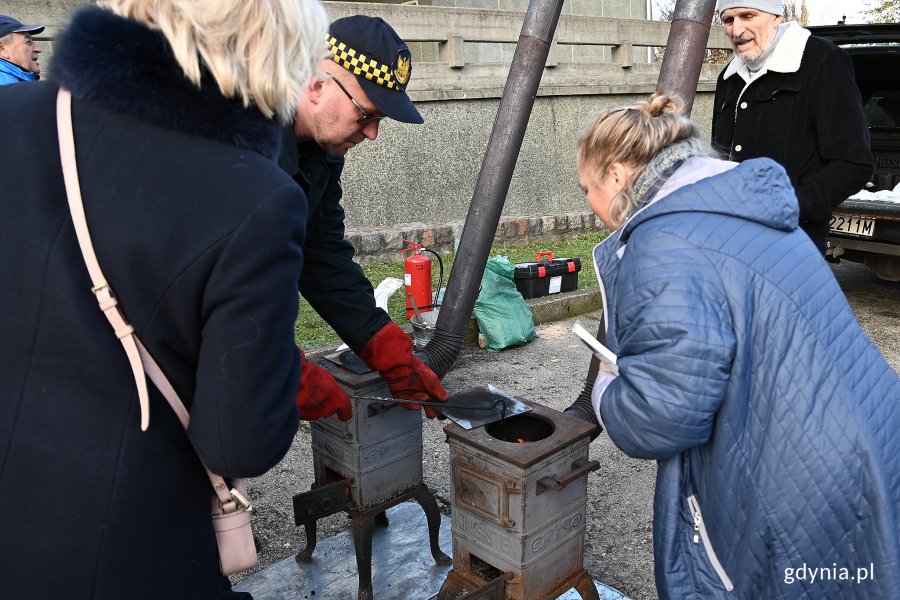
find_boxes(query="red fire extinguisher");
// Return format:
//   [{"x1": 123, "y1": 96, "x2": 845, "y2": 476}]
[{"x1": 401, "y1": 239, "x2": 434, "y2": 319}]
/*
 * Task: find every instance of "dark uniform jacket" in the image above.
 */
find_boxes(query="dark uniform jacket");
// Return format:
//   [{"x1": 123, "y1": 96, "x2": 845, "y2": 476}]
[
  {"x1": 0, "y1": 8, "x2": 303, "y2": 598},
  {"x1": 279, "y1": 131, "x2": 390, "y2": 352},
  {"x1": 712, "y1": 22, "x2": 873, "y2": 252}
]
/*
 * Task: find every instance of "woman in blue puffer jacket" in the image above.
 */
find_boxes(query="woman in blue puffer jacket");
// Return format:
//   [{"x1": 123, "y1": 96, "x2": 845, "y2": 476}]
[{"x1": 568, "y1": 93, "x2": 900, "y2": 599}]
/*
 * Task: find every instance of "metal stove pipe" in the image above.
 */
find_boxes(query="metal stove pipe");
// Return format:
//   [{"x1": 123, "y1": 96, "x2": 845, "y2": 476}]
[
  {"x1": 656, "y1": 0, "x2": 718, "y2": 115},
  {"x1": 421, "y1": 0, "x2": 565, "y2": 378},
  {"x1": 571, "y1": 0, "x2": 718, "y2": 425}
]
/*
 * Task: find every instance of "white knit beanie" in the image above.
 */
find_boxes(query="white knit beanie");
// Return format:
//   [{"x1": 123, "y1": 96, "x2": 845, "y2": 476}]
[{"x1": 716, "y1": 0, "x2": 782, "y2": 17}]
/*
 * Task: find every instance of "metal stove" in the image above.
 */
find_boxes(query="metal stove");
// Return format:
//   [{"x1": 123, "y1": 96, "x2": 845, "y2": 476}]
[
  {"x1": 292, "y1": 354, "x2": 450, "y2": 600},
  {"x1": 437, "y1": 402, "x2": 600, "y2": 600}
]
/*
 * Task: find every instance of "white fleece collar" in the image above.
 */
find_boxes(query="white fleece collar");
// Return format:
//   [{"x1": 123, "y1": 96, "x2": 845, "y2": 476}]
[{"x1": 723, "y1": 21, "x2": 811, "y2": 82}]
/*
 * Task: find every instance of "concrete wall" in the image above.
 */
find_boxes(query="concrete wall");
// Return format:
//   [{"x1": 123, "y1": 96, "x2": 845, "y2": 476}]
[
  {"x1": 428, "y1": 0, "x2": 648, "y2": 65},
  {"x1": 0, "y1": 0, "x2": 85, "y2": 24},
  {"x1": 320, "y1": 3, "x2": 726, "y2": 227},
  {"x1": 3, "y1": 0, "x2": 728, "y2": 228},
  {"x1": 340, "y1": 89, "x2": 716, "y2": 227}
]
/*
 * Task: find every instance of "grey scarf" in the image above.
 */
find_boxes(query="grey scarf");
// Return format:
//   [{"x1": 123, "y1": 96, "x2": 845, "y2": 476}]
[{"x1": 628, "y1": 140, "x2": 700, "y2": 217}]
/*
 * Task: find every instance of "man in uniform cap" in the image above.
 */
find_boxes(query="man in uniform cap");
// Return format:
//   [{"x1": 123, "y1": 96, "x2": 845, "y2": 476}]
[
  {"x1": 711, "y1": 0, "x2": 873, "y2": 254},
  {"x1": 280, "y1": 15, "x2": 447, "y2": 423},
  {"x1": 0, "y1": 15, "x2": 44, "y2": 85}
]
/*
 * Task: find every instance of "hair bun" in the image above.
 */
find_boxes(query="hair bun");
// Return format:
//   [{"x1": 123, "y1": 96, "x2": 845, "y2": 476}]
[{"x1": 646, "y1": 92, "x2": 683, "y2": 117}]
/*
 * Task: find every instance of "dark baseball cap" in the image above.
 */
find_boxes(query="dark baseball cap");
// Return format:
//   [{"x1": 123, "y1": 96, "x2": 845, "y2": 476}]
[
  {"x1": 326, "y1": 16, "x2": 423, "y2": 124},
  {"x1": 0, "y1": 15, "x2": 44, "y2": 39}
]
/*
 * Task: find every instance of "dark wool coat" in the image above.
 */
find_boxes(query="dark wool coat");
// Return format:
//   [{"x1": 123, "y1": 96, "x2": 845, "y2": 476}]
[
  {"x1": 712, "y1": 23, "x2": 873, "y2": 252},
  {"x1": 0, "y1": 8, "x2": 304, "y2": 599},
  {"x1": 594, "y1": 157, "x2": 900, "y2": 599},
  {"x1": 278, "y1": 132, "x2": 390, "y2": 352}
]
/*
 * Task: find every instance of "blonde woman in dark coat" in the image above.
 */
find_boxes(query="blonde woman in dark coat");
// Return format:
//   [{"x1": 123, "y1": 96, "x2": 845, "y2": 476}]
[{"x1": 0, "y1": 0, "x2": 330, "y2": 597}]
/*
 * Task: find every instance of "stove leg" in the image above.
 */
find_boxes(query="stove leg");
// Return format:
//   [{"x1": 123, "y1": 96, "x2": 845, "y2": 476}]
[
  {"x1": 413, "y1": 487, "x2": 452, "y2": 565},
  {"x1": 572, "y1": 571, "x2": 601, "y2": 600},
  {"x1": 351, "y1": 514, "x2": 375, "y2": 600},
  {"x1": 295, "y1": 518, "x2": 317, "y2": 564}
]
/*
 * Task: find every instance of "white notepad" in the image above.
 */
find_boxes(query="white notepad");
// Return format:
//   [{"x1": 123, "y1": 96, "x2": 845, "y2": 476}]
[{"x1": 572, "y1": 320, "x2": 617, "y2": 366}]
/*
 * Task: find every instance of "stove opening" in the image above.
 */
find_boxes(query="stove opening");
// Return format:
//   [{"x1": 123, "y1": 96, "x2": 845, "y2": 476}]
[
  {"x1": 324, "y1": 466, "x2": 348, "y2": 484},
  {"x1": 486, "y1": 413, "x2": 554, "y2": 443},
  {"x1": 470, "y1": 552, "x2": 504, "y2": 582}
]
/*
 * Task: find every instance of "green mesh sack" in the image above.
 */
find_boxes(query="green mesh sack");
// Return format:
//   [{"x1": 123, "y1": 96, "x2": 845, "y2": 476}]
[{"x1": 473, "y1": 256, "x2": 537, "y2": 352}]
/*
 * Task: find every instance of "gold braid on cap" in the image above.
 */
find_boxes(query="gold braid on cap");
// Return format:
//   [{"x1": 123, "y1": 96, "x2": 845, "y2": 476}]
[{"x1": 326, "y1": 33, "x2": 402, "y2": 91}]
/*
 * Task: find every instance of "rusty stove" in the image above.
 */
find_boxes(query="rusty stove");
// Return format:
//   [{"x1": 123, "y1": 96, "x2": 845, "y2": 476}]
[
  {"x1": 437, "y1": 402, "x2": 600, "y2": 600},
  {"x1": 291, "y1": 354, "x2": 450, "y2": 600}
]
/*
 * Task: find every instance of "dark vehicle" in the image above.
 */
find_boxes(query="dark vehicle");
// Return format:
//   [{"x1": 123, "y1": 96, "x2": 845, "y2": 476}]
[{"x1": 810, "y1": 23, "x2": 900, "y2": 281}]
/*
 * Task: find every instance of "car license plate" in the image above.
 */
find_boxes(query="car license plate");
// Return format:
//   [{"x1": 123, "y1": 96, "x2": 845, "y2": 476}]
[{"x1": 830, "y1": 214, "x2": 875, "y2": 238}]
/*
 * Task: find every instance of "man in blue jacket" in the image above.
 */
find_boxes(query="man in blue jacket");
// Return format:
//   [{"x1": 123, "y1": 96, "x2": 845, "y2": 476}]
[
  {"x1": 280, "y1": 16, "x2": 447, "y2": 419},
  {"x1": 0, "y1": 15, "x2": 43, "y2": 85}
]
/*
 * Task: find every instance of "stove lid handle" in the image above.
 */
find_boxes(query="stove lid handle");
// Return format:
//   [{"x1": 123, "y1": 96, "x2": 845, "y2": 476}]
[{"x1": 536, "y1": 458, "x2": 600, "y2": 495}]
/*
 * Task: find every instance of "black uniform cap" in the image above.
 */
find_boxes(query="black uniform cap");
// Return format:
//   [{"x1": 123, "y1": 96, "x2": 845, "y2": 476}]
[{"x1": 326, "y1": 16, "x2": 423, "y2": 124}]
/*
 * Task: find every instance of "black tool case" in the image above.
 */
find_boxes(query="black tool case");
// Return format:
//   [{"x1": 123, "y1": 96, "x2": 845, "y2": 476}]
[{"x1": 513, "y1": 251, "x2": 581, "y2": 299}]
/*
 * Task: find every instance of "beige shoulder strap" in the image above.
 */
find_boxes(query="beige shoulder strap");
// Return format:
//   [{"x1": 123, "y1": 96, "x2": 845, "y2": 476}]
[
  {"x1": 56, "y1": 88, "x2": 240, "y2": 511},
  {"x1": 57, "y1": 88, "x2": 152, "y2": 431}
]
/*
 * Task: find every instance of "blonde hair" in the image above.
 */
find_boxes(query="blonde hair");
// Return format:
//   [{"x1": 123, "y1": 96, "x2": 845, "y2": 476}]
[
  {"x1": 577, "y1": 93, "x2": 714, "y2": 229},
  {"x1": 104, "y1": 0, "x2": 328, "y2": 123}
]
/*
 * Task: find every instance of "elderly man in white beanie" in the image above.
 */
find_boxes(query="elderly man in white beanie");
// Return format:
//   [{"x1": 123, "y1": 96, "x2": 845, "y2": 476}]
[{"x1": 711, "y1": 0, "x2": 873, "y2": 255}]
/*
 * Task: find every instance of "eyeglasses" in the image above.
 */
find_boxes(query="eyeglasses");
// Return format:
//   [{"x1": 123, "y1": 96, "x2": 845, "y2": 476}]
[{"x1": 329, "y1": 75, "x2": 384, "y2": 124}]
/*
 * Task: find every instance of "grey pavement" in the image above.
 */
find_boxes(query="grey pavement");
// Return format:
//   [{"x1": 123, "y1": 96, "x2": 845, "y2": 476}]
[{"x1": 237, "y1": 260, "x2": 899, "y2": 600}]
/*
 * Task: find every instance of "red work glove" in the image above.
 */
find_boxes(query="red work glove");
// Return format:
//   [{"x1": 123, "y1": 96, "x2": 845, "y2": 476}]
[
  {"x1": 295, "y1": 349, "x2": 352, "y2": 421},
  {"x1": 358, "y1": 322, "x2": 448, "y2": 418}
]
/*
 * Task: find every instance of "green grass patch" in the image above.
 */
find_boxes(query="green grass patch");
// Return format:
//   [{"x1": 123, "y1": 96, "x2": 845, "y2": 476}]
[{"x1": 295, "y1": 232, "x2": 608, "y2": 348}]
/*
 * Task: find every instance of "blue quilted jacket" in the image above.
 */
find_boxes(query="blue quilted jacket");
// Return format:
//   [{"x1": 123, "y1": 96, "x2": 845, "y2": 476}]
[{"x1": 593, "y1": 157, "x2": 900, "y2": 599}]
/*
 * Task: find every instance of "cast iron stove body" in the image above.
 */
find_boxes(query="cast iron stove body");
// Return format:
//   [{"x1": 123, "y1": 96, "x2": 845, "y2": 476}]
[
  {"x1": 438, "y1": 402, "x2": 599, "y2": 600},
  {"x1": 292, "y1": 355, "x2": 450, "y2": 600}
]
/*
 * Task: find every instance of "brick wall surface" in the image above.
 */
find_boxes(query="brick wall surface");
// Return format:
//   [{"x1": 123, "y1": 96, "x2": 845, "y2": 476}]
[{"x1": 346, "y1": 210, "x2": 605, "y2": 264}]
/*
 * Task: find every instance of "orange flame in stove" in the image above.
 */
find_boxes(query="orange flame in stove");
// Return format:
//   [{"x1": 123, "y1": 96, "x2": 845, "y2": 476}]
[{"x1": 516, "y1": 438, "x2": 528, "y2": 444}]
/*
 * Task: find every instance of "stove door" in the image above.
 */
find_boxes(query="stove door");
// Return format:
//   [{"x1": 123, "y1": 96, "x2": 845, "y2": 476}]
[{"x1": 455, "y1": 463, "x2": 518, "y2": 528}]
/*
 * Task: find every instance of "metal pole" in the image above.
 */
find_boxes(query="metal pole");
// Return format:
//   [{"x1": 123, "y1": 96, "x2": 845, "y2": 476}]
[
  {"x1": 656, "y1": 0, "x2": 718, "y2": 115},
  {"x1": 422, "y1": 0, "x2": 565, "y2": 377},
  {"x1": 570, "y1": 0, "x2": 718, "y2": 417}
]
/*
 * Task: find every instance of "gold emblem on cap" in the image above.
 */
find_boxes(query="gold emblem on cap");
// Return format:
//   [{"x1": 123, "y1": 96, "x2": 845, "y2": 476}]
[{"x1": 395, "y1": 55, "x2": 411, "y2": 86}]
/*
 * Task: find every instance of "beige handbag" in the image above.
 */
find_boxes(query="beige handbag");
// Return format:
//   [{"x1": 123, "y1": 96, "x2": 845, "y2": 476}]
[{"x1": 56, "y1": 88, "x2": 258, "y2": 576}]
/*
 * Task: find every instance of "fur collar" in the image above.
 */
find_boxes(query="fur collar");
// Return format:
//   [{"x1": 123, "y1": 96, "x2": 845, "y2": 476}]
[
  {"x1": 723, "y1": 21, "x2": 811, "y2": 81},
  {"x1": 51, "y1": 7, "x2": 281, "y2": 158}
]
